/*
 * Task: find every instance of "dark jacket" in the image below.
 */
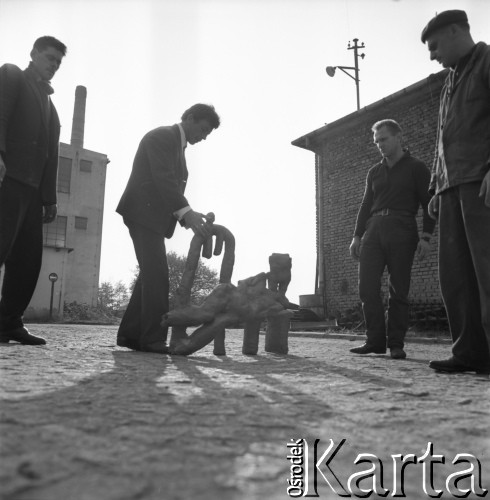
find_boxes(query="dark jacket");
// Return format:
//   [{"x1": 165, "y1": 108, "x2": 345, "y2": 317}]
[
  {"x1": 116, "y1": 125, "x2": 188, "y2": 237},
  {"x1": 430, "y1": 42, "x2": 490, "y2": 195},
  {"x1": 0, "y1": 63, "x2": 61, "y2": 205}
]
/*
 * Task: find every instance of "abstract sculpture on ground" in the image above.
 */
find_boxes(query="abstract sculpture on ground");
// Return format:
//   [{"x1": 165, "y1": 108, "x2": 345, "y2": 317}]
[{"x1": 162, "y1": 214, "x2": 296, "y2": 356}]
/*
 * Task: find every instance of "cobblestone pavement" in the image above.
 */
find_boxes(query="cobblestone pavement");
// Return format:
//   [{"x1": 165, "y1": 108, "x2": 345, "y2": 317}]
[{"x1": 1, "y1": 324, "x2": 489, "y2": 500}]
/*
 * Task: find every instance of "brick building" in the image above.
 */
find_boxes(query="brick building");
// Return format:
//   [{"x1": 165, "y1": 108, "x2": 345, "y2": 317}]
[{"x1": 292, "y1": 70, "x2": 447, "y2": 322}]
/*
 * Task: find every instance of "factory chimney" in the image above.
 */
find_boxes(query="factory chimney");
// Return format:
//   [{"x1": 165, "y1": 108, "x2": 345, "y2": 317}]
[{"x1": 70, "y1": 85, "x2": 87, "y2": 149}]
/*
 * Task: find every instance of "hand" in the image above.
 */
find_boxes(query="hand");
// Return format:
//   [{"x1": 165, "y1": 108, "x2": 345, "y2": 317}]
[
  {"x1": 428, "y1": 195, "x2": 440, "y2": 220},
  {"x1": 43, "y1": 204, "x2": 57, "y2": 223},
  {"x1": 182, "y1": 209, "x2": 211, "y2": 239},
  {"x1": 0, "y1": 156, "x2": 6, "y2": 187},
  {"x1": 416, "y1": 239, "x2": 430, "y2": 261},
  {"x1": 478, "y1": 170, "x2": 490, "y2": 208},
  {"x1": 349, "y1": 236, "x2": 361, "y2": 261}
]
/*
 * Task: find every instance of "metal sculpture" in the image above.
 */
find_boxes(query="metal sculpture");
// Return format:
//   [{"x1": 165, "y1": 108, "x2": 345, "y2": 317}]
[{"x1": 164, "y1": 215, "x2": 295, "y2": 356}]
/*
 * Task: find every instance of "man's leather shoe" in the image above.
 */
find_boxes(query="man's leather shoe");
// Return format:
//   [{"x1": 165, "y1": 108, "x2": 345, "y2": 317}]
[
  {"x1": 117, "y1": 336, "x2": 140, "y2": 350},
  {"x1": 0, "y1": 327, "x2": 46, "y2": 345},
  {"x1": 350, "y1": 343, "x2": 386, "y2": 354},
  {"x1": 390, "y1": 347, "x2": 406, "y2": 359},
  {"x1": 429, "y1": 357, "x2": 490, "y2": 375},
  {"x1": 140, "y1": 341, "x2": 170, "y2": 354}
]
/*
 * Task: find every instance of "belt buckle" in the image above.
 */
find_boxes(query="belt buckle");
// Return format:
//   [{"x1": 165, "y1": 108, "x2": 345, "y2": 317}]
[{"x1": 381, "y1": 208, "x2": 389, "y2": 216}]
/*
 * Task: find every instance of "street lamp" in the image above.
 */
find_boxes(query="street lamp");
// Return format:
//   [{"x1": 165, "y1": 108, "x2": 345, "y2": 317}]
[{"x1": 326, "y1": 38, "x2": 366, "y2": 110}]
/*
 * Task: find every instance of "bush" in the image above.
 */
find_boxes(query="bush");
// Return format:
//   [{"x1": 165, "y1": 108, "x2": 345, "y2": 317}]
[{"x1": 63, "y1": 301, "x2": 118, "y2": 324}]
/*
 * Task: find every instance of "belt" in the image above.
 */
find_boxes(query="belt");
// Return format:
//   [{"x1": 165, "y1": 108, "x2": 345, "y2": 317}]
[{"x1": 371, "y1": 208, "x2": 414, "y2": 217}]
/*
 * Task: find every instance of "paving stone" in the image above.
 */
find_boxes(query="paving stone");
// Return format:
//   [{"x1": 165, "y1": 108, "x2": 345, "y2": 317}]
[{"x1": 0, "y1": 324, "x2": 489, "y2": 500}]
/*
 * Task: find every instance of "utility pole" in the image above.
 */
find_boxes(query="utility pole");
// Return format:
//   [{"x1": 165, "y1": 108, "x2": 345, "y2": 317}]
[
  {"x1": 326, "y1": 38, "x2": 366, "y2": 110},
  {"x1": 348, "y1": 38, "x2": 365, "y2": 110}
]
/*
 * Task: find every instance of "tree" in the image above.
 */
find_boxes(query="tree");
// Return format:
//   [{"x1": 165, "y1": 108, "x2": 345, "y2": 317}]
[
  {"x1": 97, "y1": 280, "x2": 129, "y2": 314},
  {"x1": 129, "y1": 251, "x2": 220, "y2": 308}
]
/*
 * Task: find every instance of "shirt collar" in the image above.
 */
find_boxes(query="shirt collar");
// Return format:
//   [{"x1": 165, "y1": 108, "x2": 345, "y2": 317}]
[
  {"x1": 453, "y1": 44, "x2": 477, "y2": 76},
  {"x1": 25, "y1": 63, "x2": 54, "y2": 95},
  {"x1": 177, "y1": 123, "x2": 187, "y2": 150},
  {"x1": 381, "y1": 150, "x2": 410, "y2": 168}
]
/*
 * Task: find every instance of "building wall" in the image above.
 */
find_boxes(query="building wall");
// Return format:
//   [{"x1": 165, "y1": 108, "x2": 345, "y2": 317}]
[
  {"x1": 294, "y1": 72, "x2": 447, "y2": 320},
  {"x1": 23, "y1": 144, "x2": 108, "y2": 320},
  {"x1": 22, "y1": 249, "x2": 71, "y2": 322},
  {"x1": 61, "y1": 146, "x2": 107, "y2": 307}
]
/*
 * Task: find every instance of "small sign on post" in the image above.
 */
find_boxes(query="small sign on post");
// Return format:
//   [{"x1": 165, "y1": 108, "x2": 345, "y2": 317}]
[{"x1": 48, "y1": 273, "x2": 58, "y2": 321}]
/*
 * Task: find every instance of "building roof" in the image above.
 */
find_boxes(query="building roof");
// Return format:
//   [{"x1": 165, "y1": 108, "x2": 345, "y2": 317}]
[{"x1": 291, "y1": 70, "x2": 447, "y2": 153}]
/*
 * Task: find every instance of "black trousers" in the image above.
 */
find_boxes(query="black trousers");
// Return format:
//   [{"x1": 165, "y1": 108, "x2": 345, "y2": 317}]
[
  {"x1": 439, "y1": 183, "x2": 490, "y2": 370},
  {"x1": 0, "y1": 178, "x2": 43, "y2": 331},
  {"x1": 117, "y1": 220, "x2": 170, "y2": 348},
  {"x1": 358, "y1": 215, "x2": 418, "y2": 349}
]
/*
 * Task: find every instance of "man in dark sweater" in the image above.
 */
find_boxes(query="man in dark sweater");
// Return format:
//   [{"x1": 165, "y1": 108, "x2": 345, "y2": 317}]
[{"x1": 349, "y1": 119, "x2": 435, "y2": 359}]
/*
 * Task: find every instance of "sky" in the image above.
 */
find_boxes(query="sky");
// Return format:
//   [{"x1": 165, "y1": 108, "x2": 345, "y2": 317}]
[{"x1": 0, "y1": 0, "x2": 489, "y2": 305}]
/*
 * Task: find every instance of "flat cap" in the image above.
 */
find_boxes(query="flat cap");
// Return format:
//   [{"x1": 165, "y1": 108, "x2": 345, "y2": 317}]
[{"x1": 421, "y1": 10, "x2": 468, "y2": 43}]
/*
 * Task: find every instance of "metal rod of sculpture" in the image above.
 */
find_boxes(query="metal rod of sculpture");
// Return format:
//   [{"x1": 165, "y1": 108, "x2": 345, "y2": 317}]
[
  {"x1": 243, "y1": 253, "x2": 294, "y2": 355},
  {"x1": 168, "y1": 214, "x2": 235, "y2": 355}
]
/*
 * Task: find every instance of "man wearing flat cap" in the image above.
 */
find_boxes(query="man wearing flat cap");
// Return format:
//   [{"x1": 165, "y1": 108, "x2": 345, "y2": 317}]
[{"x1": 421, "y1": 10, "x2": 490, "y2": 375}]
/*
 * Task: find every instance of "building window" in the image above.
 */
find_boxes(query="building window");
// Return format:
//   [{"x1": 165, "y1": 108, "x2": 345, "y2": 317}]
[
  {"x1": 80, "y1": 159, "x2": 93, "y2": 172},
  {"x1": 57, "y1": 157, "x2": 72, "y2": 193},
  {"x1": 43, "y1": 215, "x2": 67, "y2": 248},
  {"x1": 75, "y1": 216, "x2": 88, "y2": 230}
]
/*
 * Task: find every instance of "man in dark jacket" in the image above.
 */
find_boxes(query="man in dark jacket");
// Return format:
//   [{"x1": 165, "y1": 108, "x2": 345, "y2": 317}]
[
  {"x1": 422, "y1": 10, "x2": 490, "y2": 374},
  {"x1": 349, "y1": 120, "x2": 435, "y2": 360},
  {"x1": 0, "y1": 36, "x2": 67, "y2": 345},
  {"x1": 116, "y1": 104, "x2": 220, "y2": 353}
]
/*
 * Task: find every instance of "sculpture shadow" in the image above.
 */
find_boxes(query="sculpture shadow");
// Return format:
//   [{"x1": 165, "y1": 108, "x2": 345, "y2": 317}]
[
  {"x1": 1, "y1": 335, "x2": 432, "y2": 500},
  {"x1": 0, "y1": 345, "x2": 336, "y2": 500}
]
